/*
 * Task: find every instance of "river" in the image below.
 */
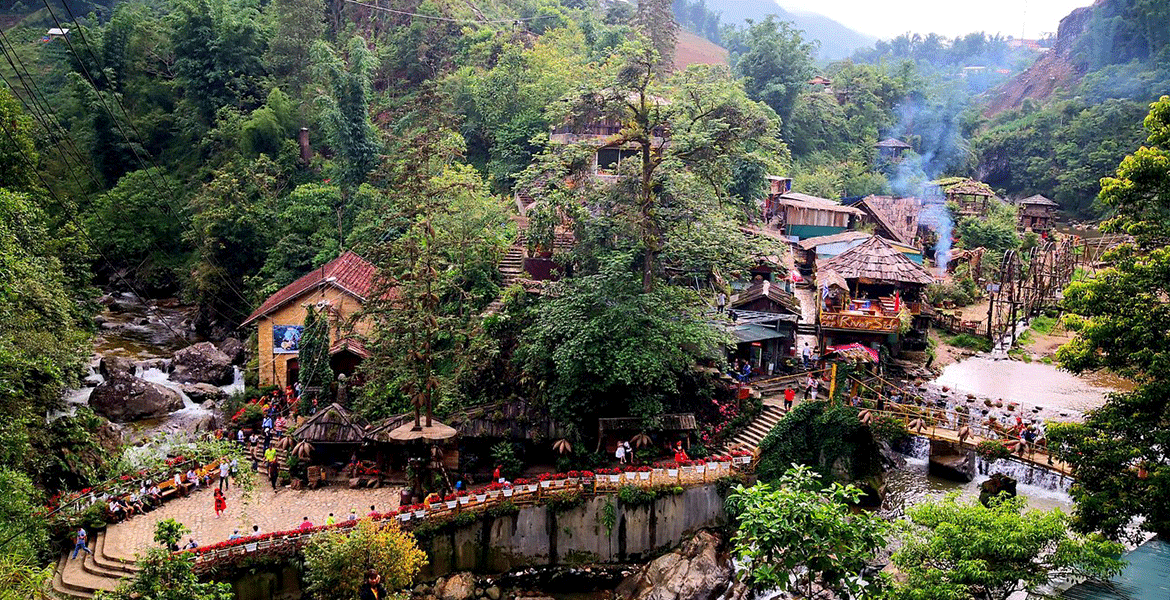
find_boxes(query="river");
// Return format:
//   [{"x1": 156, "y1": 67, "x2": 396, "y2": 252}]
[{"x1": 933, "y1": 357, "x2": 1132, "y2": 416}]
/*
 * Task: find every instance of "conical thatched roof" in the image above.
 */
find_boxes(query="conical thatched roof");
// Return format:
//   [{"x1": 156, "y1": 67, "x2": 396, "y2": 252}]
[
  {"x1": 817, "y1": 236, "x2": 933, "y2": 286},
  {"x1": 291, "y1": 403, "x2": 367, "y2": 444}
]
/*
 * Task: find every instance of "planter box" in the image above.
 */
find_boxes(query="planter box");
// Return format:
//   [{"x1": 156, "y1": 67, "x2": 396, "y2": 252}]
[
  {"x1": 414, "y1": 510, "x2": 426, "y2": 518},
  {"x1": 653, "y1": 469, "x2": 666, "y2": 478},
  {"x1": 695, "y1": 465, "x2": 706, "y2": 474},
  {"x1": 540, "y1": 480, "x2": 551, "y2": 488},
  {"x1": 503, "y1": 488, "x2": 514, "y2": 497},
  {"x1": 487, "y1": 490, "x2": 499, "y2": 499},
  {"x1": 475, "y1": 494, "x2": 487, "y2": 503},
  {"x1": 567, "y1": 477, "x2": 579, "y2": 485},
  {"x1": 638, "y1": 471, "x2": 650, "y2": 480},
  {"x1": 624, "y1": 472, "x2": 636, "y2": 481},
  {"x1": 527, "y1": 484, "x2": 539, "y2": 493},
  {"x1": 553, "y1": 479, "x2": 567, "y2": 487},
  {"x1": 681, "y1": 466, "x2": 694, "y2": 474},
  {"x1": 458, "y1": 496, "x2": 470, "y2": 505},
  {"x1": 397, "y1": 513, "x2": 411, "y2": 522},
  {"x1": 244, "y1": 543, "x2": 257, "y2": 552},
  {"x1": 607, "y1": 474, "x2": 619, "y2": 483},
  {"x1": 446, "y1": 501, "x2": 457, "y2": 509},
  {"x1": 667, "y1": 469, "x2": 678, "y2": 477}
]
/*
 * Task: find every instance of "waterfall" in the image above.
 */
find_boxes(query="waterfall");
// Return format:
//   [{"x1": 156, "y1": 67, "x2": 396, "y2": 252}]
[
  {"x1": 220, "y1": 366, "x2": 245, "y2": 396},
  {"x1": 977, "y1": 456, "x2": 1073, "y2": 493}
]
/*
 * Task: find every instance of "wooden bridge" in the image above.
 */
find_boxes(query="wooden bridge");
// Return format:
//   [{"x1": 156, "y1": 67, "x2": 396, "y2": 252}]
[{"x1": 839, "y1": 375, "x2": 1075, "y2": 478}]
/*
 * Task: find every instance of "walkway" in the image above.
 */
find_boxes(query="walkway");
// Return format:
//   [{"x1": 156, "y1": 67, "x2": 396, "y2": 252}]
[{"x1": 54, "y1": 481, "x2": 403, "y2": 599}]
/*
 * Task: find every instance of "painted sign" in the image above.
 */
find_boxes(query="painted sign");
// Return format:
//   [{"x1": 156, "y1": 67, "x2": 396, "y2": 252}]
[{"x1": 273, "y1": 325, "x2": 303, "y2": 354}]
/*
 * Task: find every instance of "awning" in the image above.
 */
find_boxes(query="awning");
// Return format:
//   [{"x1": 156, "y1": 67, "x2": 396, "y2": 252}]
[
  {"x1": 826, "y1": 343, "x2": 880, "y2": 362},
  {"x1": 733, "y1": 324, "x2": 789, "y2": 344}
]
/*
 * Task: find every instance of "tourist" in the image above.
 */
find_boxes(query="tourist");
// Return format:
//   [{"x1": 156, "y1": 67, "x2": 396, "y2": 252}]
[
  {"x1": 214, "y1": 488, "x2": 227, "y2": 518},
  {"x1": 802, "y1": 343, "x2": 812, "y2": 368},
  {"x1": 716, "y1": 291, "x2": 726, "y2": 314},
  {"x1": 274, "y1": 415, "x2": 288, "y2": 435},
  {"x1": 783, "y1": 386, "x2": 795, "y2": 411},
  {"x1": 125, "y1": 491, "x2": 144, "y2": 515},
  {"x1": 359, "y1": 569, "x2": 387, "y2": 600},
  {"x1": 236, "y1": 429, "x2": 245, "y2": 447},
  {"x1": 183, "y1": 538, "x2": 198, "y2": 550},
  {"x1": 219, "y1": 460, "x2": 231, "y2": 490},
  {"x1": 186, "y1": 468, "x2": 200, "y2": 489},
  {"x1": 741, "y1": 361, "x2": 752, "y2": 381},
  {"x1": 368, "y1": 505, "x2": 378, "y2": 518},
  {"x1": 248, "y1": 431, "x2": 259, "y2": 449},
  {"x1": 268, "y1": 459, "x2": 280, "y2": 490},
  {"x1": 348, "y1": 508, "x2": 357, "y2": 521},
  {"x1": 299, "y1": 516, "x2": 314, "y2": 531},
  {"x1": 325, "y1": 513, "x2": 336, "y2": 526},
  {"x1": 146, "y1": 483, "x2": 161, "y2": 507},
  {"x1": 624, "y1": 440, "x2": 633, "y2": 463},
  {"x1": 229, "y1": 529, "x2": 242, "y2": 540},
  {"x1": 615, "y1": 441, "x2": 626, "y2": 464},
  {"x1": 252, "y1": 525, "x2": 261, "y2": 536},
  {"x1": 264, "y1": 446, "x2": 277, "y2": 464},
  {"x1": 493, "y1": 465, "x2": 503, "y2": 484},
  {"x1": 72, "y1": 527, "x2": 92, "y2": 559},
  {"x1": 108, "y1": 498, "x2": 126, "y2": 521},
  {"x1": 294, "y1": 381, "x2": 303, "y2": 398}
]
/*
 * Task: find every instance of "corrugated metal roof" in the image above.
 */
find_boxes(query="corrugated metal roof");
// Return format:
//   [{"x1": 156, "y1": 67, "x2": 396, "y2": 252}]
[
  {"x1": 732, "y1": 324, "x2": 788, "y2": 343},
  {"x1": 1062, "y1": 539, "x2": 1170, "y2": 600}
]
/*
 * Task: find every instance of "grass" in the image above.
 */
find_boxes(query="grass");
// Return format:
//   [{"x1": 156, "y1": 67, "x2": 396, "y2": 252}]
[
  {"x1": 1029, "y1": 315, "x2": 1059, "y2": 335},
  {"x1": 941, "y1": 332, "x2": 994, "y2": 353}
]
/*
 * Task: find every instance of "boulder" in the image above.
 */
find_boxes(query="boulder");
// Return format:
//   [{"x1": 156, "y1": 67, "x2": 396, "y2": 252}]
[
  {"x1": 181, "y1": 383, "x2": 228, "y2": 404},
  {"x1": 440, "y1": 572, "x2": 477, "y2": 600},
  {"x1": 615, "y1": 531, "x2": 732, "y2": 600},
  {"x1": 89, "y1": 375, "x2": 184, "y2": 422},
  {"x1": 136, "y1": 358, "x2": 170, "y2": 373},
  {"x1": 99, "y1": 356, "x2": 136, "y2": 380},
  {"x1": 171, "y1": 342, "x2": 233, "y2": 385},
  {"x1": 217, "y1": 337, "x2": 245, "y2": 365},
  {"x1": 979, "y1": 472, "x2": 1018, "y2": 506},
  {"x1": 485, "y1": 586, "x2": 501, "y2": 600}
]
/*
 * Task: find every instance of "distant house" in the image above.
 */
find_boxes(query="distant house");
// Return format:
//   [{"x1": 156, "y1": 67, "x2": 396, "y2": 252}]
[
  {"x1": 927, "y1": 178, "x2": 998, "y2": 218},
  {"x1": 854, "y1": 195, "x2": 920, "y2": 247},
  {"x1": 241, "y1": 251, "x2": 376, "y2": 389},
  {"x1": 875, "y1": 138, "x2": 911, "y2": 161},
  {"x1": 797, "y1": 231, "x2": 923, "y2": 276},
  {"x1": 46, "y1": 28, "x2": 69, "y2": 40},
  {"x1": 807, "y1": 75, "x2": 833, "y2": 93},
  {"x1": 769, "y1": 192, "x2": 862, "y2": 240},
  {"x1": 815, "y1": 236, "x2": 935, "y2": 354},
  {"x1": 1017, "y1": 194, "x2": 1058, "y2": 233},
  {"x1": 728, "y1": 279, "x2": 802, "y2": 375}
]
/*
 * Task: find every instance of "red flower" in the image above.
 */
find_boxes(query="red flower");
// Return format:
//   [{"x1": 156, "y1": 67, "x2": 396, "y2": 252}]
[
  {"x1": 513, "y1": 478, "x2": 531, "y2": 486},
  {"x1": 567, "y1": 470, "x2": 580, "y2": 478},
  {"x1": 580, "y1": 471, "x2": 594, "y2": 478},
  {"x1": 537, "y1": 473, "x2": 555, "y2": 481}
]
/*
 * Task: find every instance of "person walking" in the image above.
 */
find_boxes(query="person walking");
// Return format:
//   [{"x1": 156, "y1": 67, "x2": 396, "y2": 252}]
[
  {"x1": 325, "y1": 513, "x2": 336, "y2": 526},
  {"x1": 623, "y1": 440, "x2": 633, "y2": 464},
  {"x1": 213, "y1": 488, "x2": 227, "y2": 518},
  {"x1": 615, "y1": 441, "x2": 626, "y2": 465},
  {"x1": 783, "y1": 386, "x2": 795, "y2": 411},
  {"x1": 804, "y1": 373, "x2": 818, "y2": 400},
  {"x1": 219, "y1": 460, "x2": 231, "y2": 491},
  {"x1": 360, "y1": 569, "x2": 387, "y2": 600},
  {"x1": 268, "y1": 459, "x2": 280, "y2": 490},
  {"x1": 298, "y1": 516, "x2": 314, "y2": 531},
  {"x1": 716, "y1": 291, "x2": 726, "y2": 314},
  {"x1": 801, "y1": 343, "x2": 812, "y2": 369},
  {"x1": 71, "y1": 527, "x2": 92, "y2": 559}
]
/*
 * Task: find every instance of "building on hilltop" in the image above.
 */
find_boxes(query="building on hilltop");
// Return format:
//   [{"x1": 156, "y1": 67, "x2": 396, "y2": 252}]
[
  {"x1": 875, "y1": 138, "x2": 912, "y2": 161},
  {"x1": 241, "y1": 251, "x2": 376, "y2": 389},
  {"x1": 1016, "y1": 194, "x2": 1058, "y2": 234},
  {"x1": 926, "y1": 177, "x2": 999, "y2": 218}
]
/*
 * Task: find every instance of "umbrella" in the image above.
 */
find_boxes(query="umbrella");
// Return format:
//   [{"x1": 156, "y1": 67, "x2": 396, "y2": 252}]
[
  {"x1": 631, "y1": 433, "x2": 652, "y2": 448},
  {"x1": 385, "y1": 420, "x2": 458, "y2": 442},
  {"x1": 553, "y1": 439, "x2": 572, "y2": 454}
]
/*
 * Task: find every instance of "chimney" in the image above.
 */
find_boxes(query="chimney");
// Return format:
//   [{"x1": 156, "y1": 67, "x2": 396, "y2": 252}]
[{"x1": 298, "y1": 128, "x2": 312, "y2": 165}]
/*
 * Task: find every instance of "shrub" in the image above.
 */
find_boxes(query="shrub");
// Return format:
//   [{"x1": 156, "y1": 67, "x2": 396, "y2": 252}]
[
  {"x1": 976, "y1": 440, "x2": 1011, "y2": 462},
  {"x1": 870, "y1": 416, "x2": 909, "y2": 443},
  {"x1": 490, "y1": 442, "x2": 523, "y2": 480},
  {"x1": 303, "y1": 519, "x2": 427, "y2": 600}
]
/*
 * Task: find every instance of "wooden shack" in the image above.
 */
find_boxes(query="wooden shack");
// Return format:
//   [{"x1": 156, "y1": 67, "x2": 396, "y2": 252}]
[
  {"x1": 854, "y1": 195, "x2": 921, "y2": 247},
  {"x1": 728, "y1": 280, "x2": 801, "y2": 373},
  {"x1": 927, "y1": 178, "x2": 997, "y2": 218},
  {"x1": 875, "y1": 138, "x2": 911, "y2": 161},
  {"x1": 290, "y1": 403, "x2": 370, "y2": 468},
  {"x1": 1017, "y1": 194, "x2": 1058, "y2": 233},
  {"x1": 770, "y1": 192, "x2": 862, "y2": 240}
]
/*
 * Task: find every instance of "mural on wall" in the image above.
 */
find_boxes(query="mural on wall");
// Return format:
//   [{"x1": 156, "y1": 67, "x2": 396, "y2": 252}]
[{"x1": 273, "y1": 325, "x2": 303, "y2": 353}]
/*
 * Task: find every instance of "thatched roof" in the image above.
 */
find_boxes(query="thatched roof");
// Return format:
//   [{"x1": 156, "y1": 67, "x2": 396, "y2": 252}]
[
  {"x1": 875, "y1": 138, "x2": 911, "y2": 149},
  {"x1": 818, "y1": 269, "x2": 849, "y2": 292},
  {"x1": 292, "y1": 403, "x2": 368, "y2": 444},
  {"x1": 942, "y1": 179, "x2": 995, "y2": 197},
  {"x1": 445, "y1": 399, "x2": 568, "y2": 440},
  {"x1": 730, "y1": 280, "x2": 801, "y2": 315},
  {"x1": 797, "y1": 230, "x2": 872, "y2": 251},
  {"x1": 857, "y1": 195, "x2": 920, "y2": 245},
  {"x1": 598, "y1": 414, "x2": 697, "y2": 432},
  {"x1": 1020, "y1": 194, "x2": 1058, "y2": 207},
  {"x1": 777, "y1": 192, "x2": 863, "y2": 215},
  {"x1": 817, "y1": 236, "x2": 934, "y2": 286}
]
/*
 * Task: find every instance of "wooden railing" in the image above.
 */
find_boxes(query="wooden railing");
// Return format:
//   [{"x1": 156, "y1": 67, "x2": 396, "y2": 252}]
[
  {"x1": 821, "y1": 311, "x2": 901, "y2": 333},
  {"x1": 182, "y1": 459, "x2": 755, "y2": 571}
]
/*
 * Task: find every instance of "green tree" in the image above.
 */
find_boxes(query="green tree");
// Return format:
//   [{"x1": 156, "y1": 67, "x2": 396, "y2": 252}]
[
  {"x1": 85, "y1": 170, "x2": 187, "y2": 292},
  {"x1": 0, "y1": 88, "x2": 38, "y2": 193},
  {"x1": 1049, "y1": 97, "x2": 1170, "y2": 539},
  {"x1": 298, "y1": 306, "x2": 333, "y2": 399},
  {"x1": 725, "y1": 465, "x2": 889, "y2": 597},
  {"x1": 516, "y1": 256, "x2": 728, "y2": 437},
  {"x1": 264, "y1": 0, "x2": 325, "y2": 90},
  {"x1": 754, "y1": 400, "x2": 884, "y2": 484},
  {"x1": 635, "y1": 0, "x2": 677, "y2": 74},
  {"x1": 99, "y1": 547, "x2": 231, "y2": 600},
  {"x1": 303, "y1": 519, "x2": 427, "y2": 600},
  {"x1": 171, "y1": 0, "x2": 269, "y2": 121},
  {"x1": 893, "y1": 494, "x2": 1124, "y2": 600},
  {"x1": 955, "y1": 201, "x2": 1019, "y2": 253},
  {"x1": 725, "y1": 16, "x2": 817, "y2": 136},
  {"x1": 312, "y1": 37, "x2": 378, "y2": 192}
]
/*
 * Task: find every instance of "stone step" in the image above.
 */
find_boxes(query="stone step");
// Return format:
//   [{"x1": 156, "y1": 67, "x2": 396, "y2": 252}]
[
  {"x1": 55, "y1": 547, "x2": 122, "y2": 598},
  {"x1": 81, "y1": 538, "x2": 128, "y2": 580},
  {"x1": 52, "y1": 552, "x2": 94, "y2": 600},
  {"x1": 95, "y1": 530, "x2": 139, "y2": 573}
]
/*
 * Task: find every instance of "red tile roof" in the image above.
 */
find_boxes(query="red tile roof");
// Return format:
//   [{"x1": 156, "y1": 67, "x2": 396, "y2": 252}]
[{"x1": 241, "y1": 251, "x2": 377, "y2": 326}]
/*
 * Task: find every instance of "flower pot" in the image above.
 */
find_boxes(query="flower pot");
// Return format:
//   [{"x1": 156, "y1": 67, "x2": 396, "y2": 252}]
[
  {"x1": 244, "y1": 543, "x2": 257, "y2": 552},
  {"x1": 446, "y1": 501, "x2": 457, "y2": 509},
  {"x1": 527, "y1": 484, "x2": 538, "y2": 493},
  {"x1": 414, "y1": 510, "x2": 426, "y2": 518},
  {"x1": 487, "y1": 490, "x2": 499, "y2": 499},
  {"x1": 458, "y1": 496, "x2": 470, "y2": 505},
  {"x1": 553, "y1": 479, "x2": 567, "y2": 487},
  {"x1": 667, "y1": 469, "x2": 678, "y2": 477},
  {"x1": 398, "y1": 513, "x2": 411, "y2": 522},
  {"x1": 475, "y1": 494, "x2": 487, "y2": 503},
  {"x1": 624, "y1": 472, "x2": 636, "y2": 481},
  {"x1": 540, "y1": 481, "x2": 551, "y2": 488},
  {"x1": 695, "y1": 465, "x2": 705, "y2": 474},
  {"x1": 638, "y1": 471, "x2": 650, "y2": 480},
  {"x1": 567, "y1": 477, "x2": 579, "y2": 485},
  {"x1": 503, "y1": 488, "x2": 514, "y2": 497},
  {"x1": 608, "y1": 474, "x2": 620, "y2": 483},
  {"x1": 653, "y1": 469, "x2": 666, "y2": 479}
]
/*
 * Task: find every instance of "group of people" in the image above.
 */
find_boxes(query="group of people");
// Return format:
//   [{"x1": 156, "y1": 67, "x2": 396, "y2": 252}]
[{"x1": 614, "y1": 440, "x2": 634, "y2": 464}]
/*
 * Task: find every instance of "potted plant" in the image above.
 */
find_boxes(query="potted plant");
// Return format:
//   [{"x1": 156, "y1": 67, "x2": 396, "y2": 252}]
[
  {"x1": 623, "y1": 466, "x2": 637, "y2": 481},
  {"x1": 444, "y1": 494, "x2": 458, "y2": 509},
  {"x1": 503, "y1": 485, "x2": 514, "y2": 497},
  {"x1": 397, "y1": 508, "x2": 411, "y2": 522},
  {"x1": 580, "y1": 471, "x2": 595, "y2": 485},
  {"x1": 475, "y1": 490, "x2": 487, "y2": 502},
  {"x1": 566, "y1": 470, "x2": 580, "y2": 484},
  {"x1": 664, "y1": 462, "x2": 679, "y2": 477},
  {"x1": 539, "y1": 473, "x2": 554, "y2": 488},
  {"x1": 412, "y1": 504, "x2": 426, "y2": 519},
  {"x1": 487, "y1": 482, "x2": 502, "y2": 499},
  {"x1": 637, "y1": 466, "x2": 651, "y2": 480},
  {"x1": 458, "y1": 490, "x2": 471, "y2": 505},
  {"x1": 694, "y1": 461, "x2": 706, "y2": 475},
  {"x1": 514, "y1": 478, "x2": 532, "y2": 493}
]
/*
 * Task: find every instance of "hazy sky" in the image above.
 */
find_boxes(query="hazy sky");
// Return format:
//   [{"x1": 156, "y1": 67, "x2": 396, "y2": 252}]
[{"x1": 776, "y1": 0, "x2": 1093, "y2": 40}]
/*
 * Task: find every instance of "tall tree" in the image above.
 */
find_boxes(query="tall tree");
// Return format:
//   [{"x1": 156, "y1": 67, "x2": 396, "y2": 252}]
[
  {"x1": 1048, "y1": 96, "x2": 1170, "y2": 540},
  {"x1": 635, "y1": 0, "x2": 677, "y2": 74},
  {"x1": 312, "y1": 37, "x2": 379, "y2": 193},
  {"x1": 725, "y1": 16, "x2": 817, "y2": 136}
]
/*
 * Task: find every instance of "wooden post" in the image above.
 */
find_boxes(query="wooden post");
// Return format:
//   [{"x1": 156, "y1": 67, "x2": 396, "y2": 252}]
[{"x1": 828, "y1": 363, "x2": 837, "y2": 401}]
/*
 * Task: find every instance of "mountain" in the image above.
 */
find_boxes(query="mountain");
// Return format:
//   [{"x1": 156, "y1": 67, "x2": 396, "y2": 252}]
[{"x1": 703, "y1": 0, "x2": 875, "y2": 60}]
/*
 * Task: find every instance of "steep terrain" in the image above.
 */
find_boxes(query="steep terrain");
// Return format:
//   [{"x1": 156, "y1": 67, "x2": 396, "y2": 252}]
[
  {"x1": 675, "y1": 29, "x2": 730, "y2": 68},
  {"x1": 981, "y1": 3, "x2": 1097, "y2": 116}
]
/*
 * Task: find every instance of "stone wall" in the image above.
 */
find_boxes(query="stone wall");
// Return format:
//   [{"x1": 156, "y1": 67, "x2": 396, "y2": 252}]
[{"x1": 422, "y1": 484, "x2": 728, "y2": 579}]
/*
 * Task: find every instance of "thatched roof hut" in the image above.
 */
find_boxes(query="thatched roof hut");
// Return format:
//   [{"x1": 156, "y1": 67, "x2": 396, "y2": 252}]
[
  {"x1": 817, "y1": 236, "x2": 933, "y2": 287},
  {"x1": 291, "y1": 403, "x2": 368, "y2": 444}
]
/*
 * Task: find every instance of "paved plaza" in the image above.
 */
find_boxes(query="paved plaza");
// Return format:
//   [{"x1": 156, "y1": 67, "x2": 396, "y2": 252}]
[{"x1": 102, "y1": 478, "x2": 404, "y2": 562}]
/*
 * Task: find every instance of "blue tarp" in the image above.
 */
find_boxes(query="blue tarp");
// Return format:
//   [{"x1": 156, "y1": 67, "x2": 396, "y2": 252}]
[{"x1": 1062, "y1": 538, "x2": 1170, "y2": 599}]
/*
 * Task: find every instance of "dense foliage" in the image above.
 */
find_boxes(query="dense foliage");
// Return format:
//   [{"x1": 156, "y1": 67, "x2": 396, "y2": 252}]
[
  {"x1": 303, "y1": 519, "x2": 427, "y2": 600},
  {"x1": 754, "y1": 400, "x2": 883, "y2": 484},
  {"x1": 1049, "y1": 97, "x2": 1170, "y2": 540}
]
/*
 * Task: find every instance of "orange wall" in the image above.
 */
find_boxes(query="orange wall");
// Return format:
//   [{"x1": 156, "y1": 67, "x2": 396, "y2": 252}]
[{"x1": 255, "y1": 285, "x2": 371, "y2": 388}]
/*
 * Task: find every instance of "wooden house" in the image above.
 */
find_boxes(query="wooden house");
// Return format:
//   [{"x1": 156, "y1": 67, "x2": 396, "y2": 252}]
[
  {"x1": 797, "y1": 232, "x2": 923, "y2": 276},
  {"x1": 769, "y1": 192, "x2": 862, "y2": 240},
  {"x1": 815, "y1": 236, "x2": 935, "y2": 355},
  {"x1": 927, "y1": 178, "x2": 997, "y2": 218},
  {"x1": 875, "y1": 138, "x2": 911, "y2": 161},
  {"x1": 241, "y1": 251, "x2": 376, "y2": 389},
  {"x1": 854, "y1": 195, "x2": 921, "y2": 247},
  {"x1": 807, "y1": 75, "x2": 833, "y2": 92},
  {"x1": 727, "y1": 280, "x2": 801, "y2": 374},
  {"x1": 1017, "y1": 194, "x2": 1058, "y2": 233}
]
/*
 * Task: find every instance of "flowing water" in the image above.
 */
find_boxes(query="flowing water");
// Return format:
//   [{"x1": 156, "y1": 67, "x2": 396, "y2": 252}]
[{"x1": 933, "y1": 357, "x2": 1132, "y2": 416}]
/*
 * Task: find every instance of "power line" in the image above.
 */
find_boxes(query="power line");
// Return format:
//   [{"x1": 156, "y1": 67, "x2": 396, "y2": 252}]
[{"x1": 342, "y1": 0, "x2": 558, "y2": 24}]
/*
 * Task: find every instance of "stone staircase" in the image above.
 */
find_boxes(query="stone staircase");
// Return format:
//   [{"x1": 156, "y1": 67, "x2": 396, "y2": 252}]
[
  {"x1": 724, "y1": 402, "x2": 787, "y2": 451},
  {"x1": 52, "y1": 530, "x2": 139, "y2": 599}
]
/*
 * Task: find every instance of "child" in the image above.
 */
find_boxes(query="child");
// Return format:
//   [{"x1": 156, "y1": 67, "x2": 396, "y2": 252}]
[{"x1": 214, "y1": 488, "x2": 227, "y2": 518}]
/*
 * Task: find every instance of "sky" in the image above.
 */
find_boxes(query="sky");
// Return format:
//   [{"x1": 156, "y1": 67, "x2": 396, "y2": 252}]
[{"x1": 776, "y1": 0, "x2": 1094, "y2": 40}]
